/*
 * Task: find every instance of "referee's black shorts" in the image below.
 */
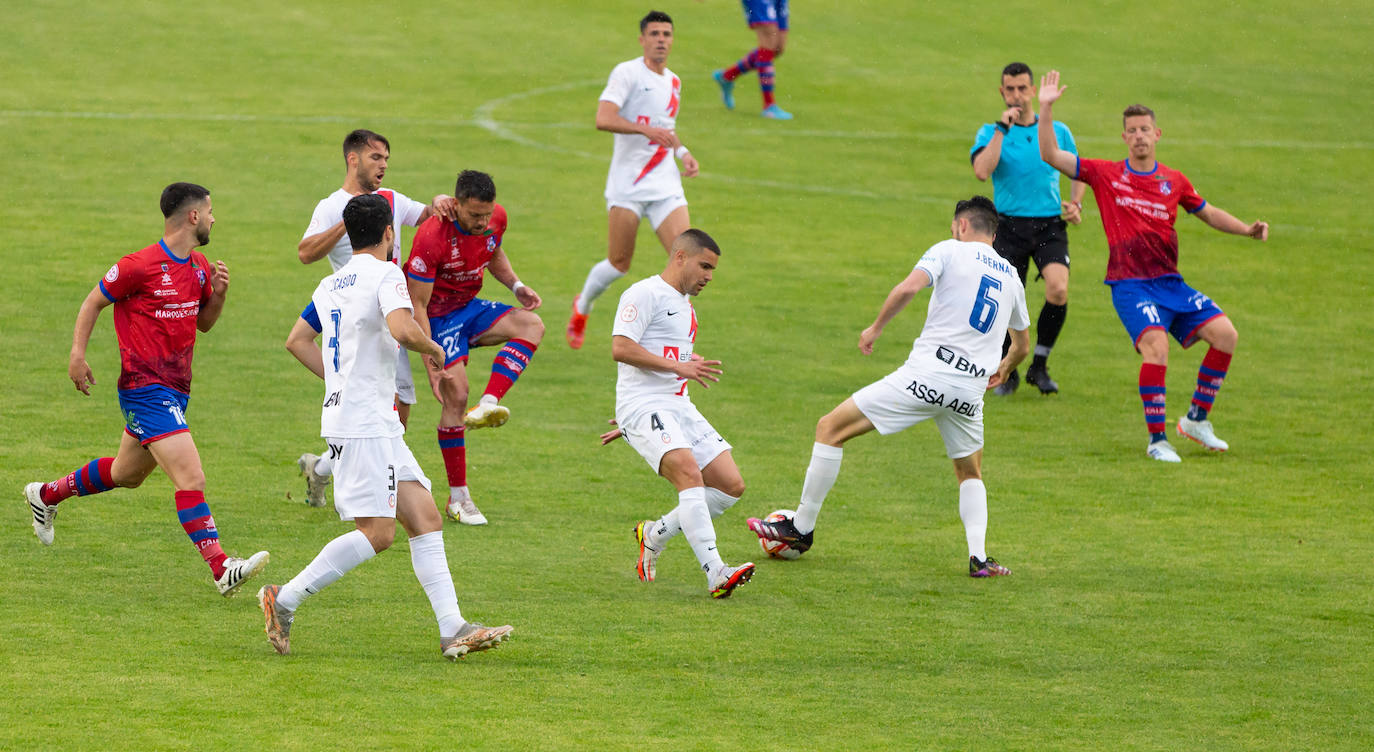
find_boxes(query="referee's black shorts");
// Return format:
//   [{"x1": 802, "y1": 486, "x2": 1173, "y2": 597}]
[{"x1": 992, "y1": 214, "x2": 1069, "y2": 284}]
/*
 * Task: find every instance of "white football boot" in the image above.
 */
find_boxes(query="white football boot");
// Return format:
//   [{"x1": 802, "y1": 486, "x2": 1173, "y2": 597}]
[
  {"x1": 446, "y1": 487, "x2": 488, "y2": 526},
  {"x1": 1146, "y1": 440, "x2": 1182, "y2": 463},
  {"x1": 1177, "y1": 416, "x2": 1229, "y2": 452},
  {"x1": 296, "y1": 453, "x2": 332, "y2": 507},
  {"x1": 216, "y1": 551, "x2": 270, "y2": 596},
  {"x1": 464, "y1": 398, "x2": 510, "y2": 430},
  {"x1": 25, "y1": 482, "x2": 57, "y2": 546}
]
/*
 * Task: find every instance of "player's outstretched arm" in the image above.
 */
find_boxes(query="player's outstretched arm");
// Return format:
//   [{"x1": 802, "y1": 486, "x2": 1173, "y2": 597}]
[
  {"x1": 487, "y1": 250, "x2": 542, "y2": 311},
  {"x1": 1037, "y1": 71, "x2": 1079, "y2": 178},
  {"x1": 612, "y1": 335, "x2": 722, "y2": 388},
  {"x1": 197, "y1": 260, "x2": 230, "y2": 333},
  {"x1": 1194, "y1": 204, "x2": 1269, "y2": 241},
  {"x1": 285, "y1": 316, "x2": 325, "y2": 380},
  {"x1": 68, "y1": 287, "x2": 113, "y2": 395},
  {"x1": 859, "y1": 268, "x2": 931, "y2": 355},
  {"x1": 298, "y1": 221, "x2": 347, "y2": 264},
  {"x1": 386, "y1": 308, "x2": 446, "y2": 371},
  {"x1": 988, "y1": 327, "x2": 1030, "y2": 389}
]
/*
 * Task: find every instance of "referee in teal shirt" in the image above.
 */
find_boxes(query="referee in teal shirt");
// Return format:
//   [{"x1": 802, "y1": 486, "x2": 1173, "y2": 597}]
[{"x1": 971, "y1": 62, "x2": 1086, "y2": 395}]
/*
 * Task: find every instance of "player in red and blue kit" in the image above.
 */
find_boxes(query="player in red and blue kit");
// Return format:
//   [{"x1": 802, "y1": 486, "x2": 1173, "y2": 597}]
[
  {"x1": 1036, "y1": 71, "x2": 1269, "y2": 462},
  {"x1": 712, "y1": 0, "x2": 794, "y2": 119},
  {"x1": 23, "y1": 183, "x2": 269, "y2": 595},
  {"x1": 404, "y1": 171, "x2": 545, "y2": 526}
]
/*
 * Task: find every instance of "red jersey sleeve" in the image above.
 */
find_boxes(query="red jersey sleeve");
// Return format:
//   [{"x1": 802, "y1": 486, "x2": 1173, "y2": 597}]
[
  {"x1": 98, "y1": 253, "x2": 145, "y2": 302},
  {"x1": 1074, "y1": 157, "x2": 1112, "y2": 188},
  {"x1": 1175, "y1": 172, "x2": 1206, "y2": 214},
  {"x1": 404, "y1": 216, "x2": 444, "y2": 283}
]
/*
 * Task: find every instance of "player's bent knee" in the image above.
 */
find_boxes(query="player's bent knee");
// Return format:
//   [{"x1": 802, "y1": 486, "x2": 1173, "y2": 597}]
[{"x1": 720, "y1": 478, "x2": 746, "y2": 499}]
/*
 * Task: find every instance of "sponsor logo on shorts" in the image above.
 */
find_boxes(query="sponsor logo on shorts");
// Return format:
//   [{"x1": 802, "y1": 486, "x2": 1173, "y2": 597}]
[
  {"x1": 904, "y1": 379, "x2": 981, "y2": 417},
  {"x1": 660, "y1": 432, "x2": 672, "y2": 444},
  {"x1": 388, "y1": 494, "x2": 397, "y2": 508}
]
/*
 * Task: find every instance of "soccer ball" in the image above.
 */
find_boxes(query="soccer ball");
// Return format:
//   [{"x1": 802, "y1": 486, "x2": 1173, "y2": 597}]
[{"x1": 758, "y1": 509, "x2": 804, "y2": 560}]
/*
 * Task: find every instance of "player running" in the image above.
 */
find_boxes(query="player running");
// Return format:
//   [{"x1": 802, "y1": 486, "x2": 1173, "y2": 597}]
[
  {"x1": 567, "y1": 10, "x2": 700, "y2": 350},
  {"x1": 970, "y1": 62, "x2": 1086, "y2": 395},
  {"x1": 748, "y1": 197, "x2": 1029, "y2": 578},
  {"x1": 1035, "y1": 70, "x2": 1268, "y2": 462},
  {"x1": 712, "y1": 0, "x2": 794, "y2": 119},
  {"x1": 403, "y1": 170, "x2": 544, "y2": 526},
  {"x1": 293, "y1": 129, "x2": 459, "y2": 508},
  {"x1": 266, "y1": 194, "x2": 513, "y2": 659},
  {"x1": 23, "y1": 182, "x2": 269, "y2": 596}
]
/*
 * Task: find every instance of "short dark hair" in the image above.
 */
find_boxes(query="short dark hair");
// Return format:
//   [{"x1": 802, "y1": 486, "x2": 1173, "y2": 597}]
[
  {"x1": 160, "y1": 182, "x2": 210, "y2": 218},
  {"x1": 640, "y1": 10, "x2": 672, "y2": 31},
  {"x1": 342, "y1": 193, "x2": 394, "y2": 250},
  {"x1": 1002, "y1": 62, "x2": 1033, "y2": 81},
  {"x1": 343, "y1": 129, "x2": 389, "y2": 160},
  {"x1": 1122, "y1": 104, "x2": 1156, "y2": 125},
  {"x1": 676, "y1": 228, "x2": 720, "y2": 256},
  {"x1": 454, "y1": 170, "x2": 497, "y2": 202},
  {"x1": 954, "y1": 195, "x2": 999, "y2": 235}
]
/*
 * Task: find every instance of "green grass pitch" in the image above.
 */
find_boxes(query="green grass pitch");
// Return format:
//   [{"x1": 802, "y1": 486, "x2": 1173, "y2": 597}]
[{"x1": 2, "y1": 1, "x2": 1372, "y2": 749}]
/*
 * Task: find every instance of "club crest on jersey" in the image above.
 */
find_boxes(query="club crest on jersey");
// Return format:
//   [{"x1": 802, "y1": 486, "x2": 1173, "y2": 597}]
[
  {"x1": 105, "y1": 265, "x2": 119, "y2": 283},
  {"x1": 1158, "y1": 179, "x2": 1173, "y2": 195},
  {"x1": 160, "y1": 263, "x2": 168, "y2": 272},
  {"x1": 620, "y1": 304, "x2": 638, "y2": 323},
  {"x1": 411, "y1": 257, "x2": 427, "y2": 274},
  {"x1": 195, "y1": 268, "x2": 206, "y2": 285}
]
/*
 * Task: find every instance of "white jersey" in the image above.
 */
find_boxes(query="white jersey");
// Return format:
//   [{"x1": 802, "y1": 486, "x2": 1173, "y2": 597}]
[
  {"x1": 601, "y1": 58, "x2": 683, "y2": 202},
  {"x1": 303, "y1": 188, "x2": 427, "y2": 272},
  {"x1": 311, "y1": 254, "x2": 414, "y2": 439},
  {"x1": 905, "y1": 239, "x2": 1030, "y2": 382},
  {"x1": 612, "y1": 275, "x2": 697, "y2": 415}
]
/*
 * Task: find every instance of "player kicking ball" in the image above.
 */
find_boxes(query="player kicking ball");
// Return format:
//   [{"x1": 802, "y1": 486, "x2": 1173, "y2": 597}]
[
  {"x1": 601, "y1": 229, "x2": 754, "y2": 598},
  {"x1": 270, "y1": 194, "x2": 512, "y2": 659},
  {"x1": 748, "y1": 197, "x2": 1029, "y2": 578}
]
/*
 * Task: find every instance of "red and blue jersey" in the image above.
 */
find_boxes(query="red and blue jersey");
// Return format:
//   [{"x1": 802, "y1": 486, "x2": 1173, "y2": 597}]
[
  {"x1": 1076, "y1": 158, "x2": 1207, "y2": 283},
  {"x1": 404, "y1": 204, "x2": 508, "y2": 319},
  {"x1": 98, "y1": 240, "x2": 213, "y2": 393}
]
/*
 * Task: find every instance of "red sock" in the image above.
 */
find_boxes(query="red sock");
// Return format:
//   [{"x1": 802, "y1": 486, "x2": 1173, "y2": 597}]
[
  {"x1": 1139, "y1": 363, "x2": 1168, "y2": 437},
  {"x1": 483, "y1": 339, "x2": 538, "y2": 401},
  {"x1": 40, "y1": 457, "x2": 115, "y2": 505},
  {"x1": 1191, "y1": 348, "x2": 1233, "y2": 416},
  {"x1": 175, "y1": 490, "x2": 227, "y2": 577},
  {"x1": 438, "y1": 425, "x2": 466, "y2": 488}
]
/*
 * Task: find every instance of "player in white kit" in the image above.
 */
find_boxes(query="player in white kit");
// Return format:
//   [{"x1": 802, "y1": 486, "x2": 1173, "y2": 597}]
[
  {"x1": 264, "y1": 194, "x2": 513, "y2": 659},
  {"x1": 293, "y1": 129, "x2": 459, "y2": 507},
  {"x1": 747, "y1": 196, "x2": 1032, "y2": 578},
  {"x1": 566, "y1": 10, "x2": 701, "y2": 350},
  {"x1": 601, "y1": 229, "x2": 755, "y2": 598}
]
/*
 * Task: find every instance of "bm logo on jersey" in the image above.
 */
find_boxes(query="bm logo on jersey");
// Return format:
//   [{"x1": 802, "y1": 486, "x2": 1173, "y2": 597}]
[{"x1": 936, "y1": 346, "x2": 986, "y2": 378}]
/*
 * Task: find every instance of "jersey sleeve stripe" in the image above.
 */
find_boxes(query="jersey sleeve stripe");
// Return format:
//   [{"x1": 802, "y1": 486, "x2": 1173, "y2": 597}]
[
  {"x1": 98, "y1": 280, "x2": 117, "y2": 302},
  {"x1": 1186, "y1": 199, "x2": 1207, "y2": 214},
  {"x1": 405, "y1": 270, "x2": 436, "y2": 283},
  {"x1": 301, "y1": 301, "x2": 322, "y2": 333}
]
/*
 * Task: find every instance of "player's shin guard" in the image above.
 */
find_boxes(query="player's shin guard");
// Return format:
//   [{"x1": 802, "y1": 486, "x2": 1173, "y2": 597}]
[
  {"x1": 409, "y1": 530, "x2": 463, "y2": 638},
  {"x1": 438, "y1": 426, "x2": 467, "y2": 487},
  {"x1": 1033, "y1": 302, "x2": 1067, "y2": 367},
  {"x1": 1139, "y1": 363, "x2": 1169, "y2": 441},
  {"x1": 1188, "y1": 348, "x2": 1232, "y2": 422},
  {"x1": 723, "y1": 48, "x2": 764, "y2": 81},
  {"x1": 40, "y1": 457, "x2": 115, "y2": 504},
  {"x1": 483, "y1": 339, "x2": 537, "y2": 402},
  {"x1": 704, "y1": 488, "x2": 740, "y2": 517},
  {"x1": 175, "y1": 490, "x2": 227, "y2": 576},
  {"x1": 676, "y1": 487, "x2": 723, "y2": 574},
  {"x1": 278, "y1": 529, "x2": 377, "y2": 613},
  {"x1": 958, "y1": 479, "x2": 989, "y2": 563},
  {"x1": 793, "y1": 443, "x2": 842, "y2": 535},
  {"x1": 577, "y1": 260, "x2": 625, "y2": 314}
]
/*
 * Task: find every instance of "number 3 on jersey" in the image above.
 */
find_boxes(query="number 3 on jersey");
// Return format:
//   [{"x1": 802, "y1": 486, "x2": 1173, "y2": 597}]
[{"x1": 968, "y1": 275, "x2": 1002, "y2": 334}]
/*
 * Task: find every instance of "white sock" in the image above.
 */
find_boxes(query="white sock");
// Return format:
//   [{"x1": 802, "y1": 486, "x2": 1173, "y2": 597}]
[
  {"x1": 646, "y1": 511, "x2": 679, "y2": 549},
  {"x1": 478, "y1": 394, "x2": 497, "y2": 406},
  {"x1": 314, "y1": 454, "x2": 332, "y2": 477},
  {"x1": 704, "y1": 488, "x2": 740, "y2": 517},
  {"x1": 449, "y1": 485, "x2": 469, "y2": 504},
  {"x1": 793, "y1": 443, "x2": 843, "y2": 534},
  {"x1": 409, "y1": 530, "x2": 464, "y2": 638},
  {"x1": 577, "y1": 259, "x2": 625, "y2": 314},
  {"x1": 675, "y1": 487, "x2": 723, "y2": 576},
  {"x1": 278, "y1": 529, "x2": 377, "y2": 612},
  {"x1": 958, "y1": 479, "x2": 988, "y2": 562}
]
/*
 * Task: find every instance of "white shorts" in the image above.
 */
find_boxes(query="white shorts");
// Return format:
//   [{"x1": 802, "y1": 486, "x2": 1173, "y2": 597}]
[
  {"x1": 394, "y1": 348, "x2": 417, "y2": 405},
  {"x1": 327, "y1": 435, "x2": 432, "y2": 520},
  {"x1": 617, "y1": 401, "x2": 731, "y2": 474},
  {"x1": 851, "y1": 367, "x2": 985, "y2": 459},
  {"x1": 606, "y1": 193, "x2": 688, "y2": 230}
]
